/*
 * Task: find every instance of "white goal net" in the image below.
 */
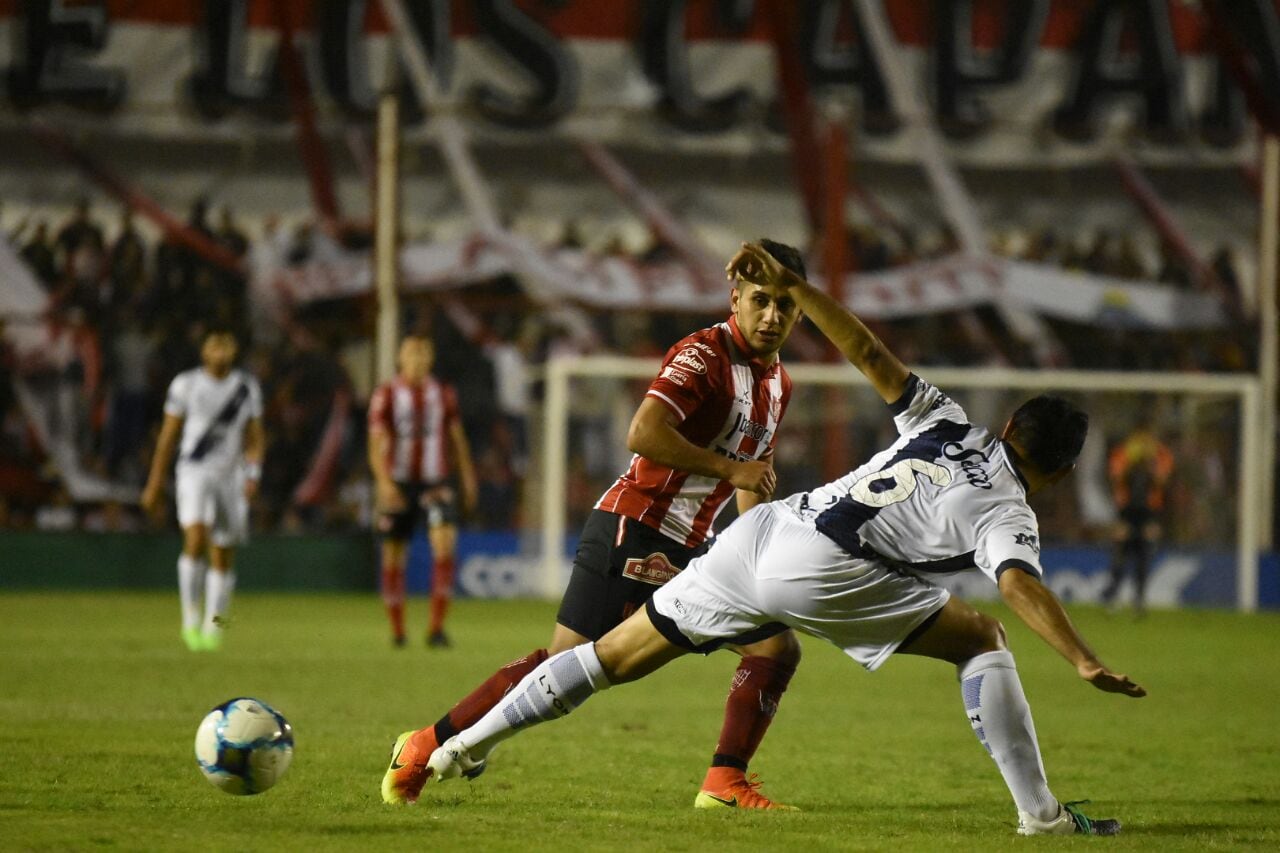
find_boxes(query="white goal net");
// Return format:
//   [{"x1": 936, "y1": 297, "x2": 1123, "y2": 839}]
[{"x1": 535, "y1": 357, "x2": 1264, "y2": 612}]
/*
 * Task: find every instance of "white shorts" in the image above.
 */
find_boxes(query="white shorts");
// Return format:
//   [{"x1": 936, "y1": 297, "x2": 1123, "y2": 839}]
[
  {"x1": 649, "y1": 502, "x2": 950, "y2": 671},
  {"x1": 176, "y1": 465, "x2": 249, "y2": 548}
]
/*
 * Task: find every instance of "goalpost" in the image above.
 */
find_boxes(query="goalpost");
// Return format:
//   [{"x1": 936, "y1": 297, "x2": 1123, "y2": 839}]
[{"x1": 539, "y1": 357, "x2": 1264, "y2": 611}]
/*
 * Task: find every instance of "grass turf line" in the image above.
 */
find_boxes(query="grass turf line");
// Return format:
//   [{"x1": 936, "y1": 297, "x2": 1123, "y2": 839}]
[{"x1": 1, "y1": 592, "x2": 1278, "y2": 851}]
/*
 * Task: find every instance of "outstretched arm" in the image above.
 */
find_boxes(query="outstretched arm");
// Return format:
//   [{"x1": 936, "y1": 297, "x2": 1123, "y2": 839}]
[
  {"x1": 726, "y1": 243, "x2": 911, "y2": 404},
  {"x1": 999, "y1": 568, "x2": 1146, "y2": 697}
]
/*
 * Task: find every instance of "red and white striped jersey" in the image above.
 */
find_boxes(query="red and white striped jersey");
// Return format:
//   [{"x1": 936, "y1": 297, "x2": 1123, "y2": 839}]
[
  {"x1": 368, "y1": 376, "x2": 461, "y2": 484},
  {"x1": 597, "y1": 316, "x2": 792, "y2": 548}
]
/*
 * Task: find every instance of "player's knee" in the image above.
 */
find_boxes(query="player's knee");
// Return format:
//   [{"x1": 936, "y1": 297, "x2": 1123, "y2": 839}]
[
  {"x1": 752, "y1": 630, "x2": 802, "y2": 668},
  {"x1": 183, "y1": 526, "x2": 208, "y2": 555},
  {"x1": 977, "y1": 613, "x2": 1007, "y2": 653}
]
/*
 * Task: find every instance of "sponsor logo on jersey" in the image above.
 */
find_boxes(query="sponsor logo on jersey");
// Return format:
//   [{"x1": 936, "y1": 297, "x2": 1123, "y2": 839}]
[
  {"x1": 690, "y1": 341, "x2": 718, "y2": 356},
  {"x1": 622, "y1": 552, "x2": 681, "y2": 586},
  {"x1": 661, "y1": 366, "x2": 690, "y2": 386},
  {"x1": 1013, "y1": 531, "x2": 1040, "y2": 553},
  {"x1": 672, "y1": 347, "x2": 708, "y2": 375},
  {"x1": 723, "y1": 411, "x2": 772, "y2": 444},
  {"x1": 943, "y1": 441, "x2": 994, "y2": 490}
]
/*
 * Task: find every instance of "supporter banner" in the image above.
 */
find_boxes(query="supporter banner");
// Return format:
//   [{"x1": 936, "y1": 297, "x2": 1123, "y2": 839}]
[
  {"x1": 0, "y1": 0, "x2": 1268, "y2": 164},
  {"x1": 268, "y1": 235, "x2": 1229, "y2": 330}
]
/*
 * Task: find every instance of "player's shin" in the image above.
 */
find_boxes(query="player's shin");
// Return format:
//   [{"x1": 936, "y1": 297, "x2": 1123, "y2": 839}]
[
  {"x1": 453, "y1": 644, "x2": 611, "y2": 758},
  {"x1": 434, "y1": 649, "x2": 550, "y2": 742},
  {"x1": 203, "y1": 569, "x2": 236, "y2": 639},
  {"x1": 957, "y1": 651, "x2": 1059, "y2": 822},
  {"x1": 177, "y1": 554, "x2": 206, "y2": 631},
  {"x1": 709, "y1": 655, "x2": 795, "y2": 772},
  {"x1": 380, "y1": 564, "x2": 406, "y2": 642},
  {"x1": 428, "y1": 555, "x2": 455, "y2": 637}
]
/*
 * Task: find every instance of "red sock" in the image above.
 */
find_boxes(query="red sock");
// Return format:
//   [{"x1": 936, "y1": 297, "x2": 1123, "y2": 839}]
[
  {"x1": 428, "y1": 555, "x2": 456, "y2": 636},
  {"x1": 710, "y1": 656, "x2": 796, "y2": 771},
  {"x1": 380, "y1": 561, "x2": 406, "y2": 640},
  {"x1": 435, "y1": 649, "x2": 549, "y2": 739}
]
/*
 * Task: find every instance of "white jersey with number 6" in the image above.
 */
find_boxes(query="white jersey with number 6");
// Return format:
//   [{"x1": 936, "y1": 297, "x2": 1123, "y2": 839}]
[
  {"x1": 648, "y1": 374, "x2": 1047, "y2": 670},
  {"x1": 789, "y1": 373, "x2": 1043, "y2": 584}
]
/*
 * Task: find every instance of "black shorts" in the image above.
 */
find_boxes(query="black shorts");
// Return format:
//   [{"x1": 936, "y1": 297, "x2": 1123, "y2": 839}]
[
  {"x1": 556, "y1": 509, "x2": 709, "y2": 642},
  {"x1": 376, "y1": 482, "x2": 459, "y2": 541}
]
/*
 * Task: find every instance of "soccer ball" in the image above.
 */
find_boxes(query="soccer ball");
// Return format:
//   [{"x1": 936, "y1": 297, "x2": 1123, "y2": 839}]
[{"x1": 194, "y1": 697, "x2": 294, "y2": 795}]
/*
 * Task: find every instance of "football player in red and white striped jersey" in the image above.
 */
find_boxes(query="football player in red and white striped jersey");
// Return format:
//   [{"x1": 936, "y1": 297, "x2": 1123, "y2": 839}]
[
  {"x1": 384, "y1": 240, "x2": 808, "y2": 809},
  {"x1": 368, "y1": 335, "x2": 478, "y2": 648}
]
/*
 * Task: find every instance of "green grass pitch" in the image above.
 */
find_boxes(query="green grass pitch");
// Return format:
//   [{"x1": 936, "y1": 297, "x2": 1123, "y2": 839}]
[{"x1": 2, "y1": 591, "x2": 1278, "y2": 851}]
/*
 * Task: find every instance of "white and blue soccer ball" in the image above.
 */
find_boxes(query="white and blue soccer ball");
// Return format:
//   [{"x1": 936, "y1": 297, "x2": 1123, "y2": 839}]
[{"x1": 194, "y1": 697, "x2": 294, "y2": 795}]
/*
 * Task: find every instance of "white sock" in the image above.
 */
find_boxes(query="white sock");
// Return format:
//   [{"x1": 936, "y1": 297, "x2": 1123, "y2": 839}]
[
  {"x1": 460, "y1": 644, "x2": 611, "y2": 757},
  {"x1": 203, "y1": 569, "x2": 236, "y2": 634},
  {"x1": 177, "y1": 555, "x2": 206, "y2": 630},
  {"x1": 957, "y1": 650, "x2": 1059, "y2": 822}
]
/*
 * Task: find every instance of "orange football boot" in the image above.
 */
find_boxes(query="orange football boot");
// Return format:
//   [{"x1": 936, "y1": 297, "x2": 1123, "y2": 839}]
[
  {"x1": 694, "y1": 767, "x2": 798, "y2": 811},
  {"x1": 380, "y1": 727, "x2": 439, "y2": 804}
]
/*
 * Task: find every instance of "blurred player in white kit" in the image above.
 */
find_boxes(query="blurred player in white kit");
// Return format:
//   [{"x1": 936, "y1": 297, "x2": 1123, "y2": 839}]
[{"x1": 143, "y1": 326, "x2": 264, "y2": 651}]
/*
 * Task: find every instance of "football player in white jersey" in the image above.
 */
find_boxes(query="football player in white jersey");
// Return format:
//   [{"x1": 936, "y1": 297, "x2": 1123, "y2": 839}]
[
  {"x1": 142, "y1": 326, "x2": 264, "y2": 651},
  {"x1": 425, "y1": 244, "x2": 1146, "y2": 837}
]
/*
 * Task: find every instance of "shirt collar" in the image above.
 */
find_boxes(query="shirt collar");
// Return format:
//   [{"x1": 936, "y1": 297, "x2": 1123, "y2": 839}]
[
  {"x1": 999, "y1": 440, "x2": 1031, "y2": 493},
  {"x1": 727, "y1": 315, "x2": 775, "y2": 369}
]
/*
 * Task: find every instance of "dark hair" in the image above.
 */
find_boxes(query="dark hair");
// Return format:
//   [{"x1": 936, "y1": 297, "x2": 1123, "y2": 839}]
[
  {"x1": 1007, "y1": 394, "x2": 1089, "y2": 474},
  {"x1": 759, "y1": 238, "x2": 806, "y2": 280}
]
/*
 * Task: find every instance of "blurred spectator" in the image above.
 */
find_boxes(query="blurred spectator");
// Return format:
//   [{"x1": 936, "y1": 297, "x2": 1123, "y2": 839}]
[
  {"x1": 108, "y1": 208, "x2": 147, "y2": 316},
  {"x1": 1157, "y1": 241, "x2": 1193, "y2": 289},
  {"x1": 482, "y1": 315, "x2": 536, "y2": 477},
  {"x1": 54, "y1": 198, "x2": 104, "y2": 263},
  {"x1": 103, "y1": 317, "x2": 154, "y2": 480},
  {"x1": 21, "y1": 221, "x2": 57, "y2": 286},
  {"x1": 1210, "y1": 245, "x2": 1240, "y2": 298}
]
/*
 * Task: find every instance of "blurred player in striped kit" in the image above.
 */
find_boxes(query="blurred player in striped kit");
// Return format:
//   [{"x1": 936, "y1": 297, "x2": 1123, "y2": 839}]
[
  {"x1": 142, "y1": 326, "x2": 264, "y2": 651},
  {"x1": 368, "y1": 334, "x2": 478, "y2": 648}
]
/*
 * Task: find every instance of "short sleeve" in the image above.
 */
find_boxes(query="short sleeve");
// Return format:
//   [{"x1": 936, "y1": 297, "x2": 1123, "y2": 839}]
[
  {"x1": 889, "y1": 373, "x2": 969, "y2": 436},
  {"x1": 163, "y1": 374, "x2": 189, "y2": 417},
  {"x1": 645, "y1": 340, "x2": 720, "y2": 422},
  {"x1": 975, "y1": 508, "x2": 1044, "y2": 584},
  {"x1": 368, "y1": 385, "x2": 391, "y2": 432}
]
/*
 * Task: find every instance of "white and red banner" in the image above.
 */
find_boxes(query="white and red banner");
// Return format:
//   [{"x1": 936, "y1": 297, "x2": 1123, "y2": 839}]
[
  {"x1": 268, "y1": 233, "x2": 1228, "y2": 330},
  {"x1": 0, "y1": 1, "x2": 1270, "y2": 165}
]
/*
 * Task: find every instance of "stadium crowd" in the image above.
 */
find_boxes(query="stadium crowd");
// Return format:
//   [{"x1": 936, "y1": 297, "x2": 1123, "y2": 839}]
[{"x1": 0, "y1": 198, "x2": 1252, "y2": 546}]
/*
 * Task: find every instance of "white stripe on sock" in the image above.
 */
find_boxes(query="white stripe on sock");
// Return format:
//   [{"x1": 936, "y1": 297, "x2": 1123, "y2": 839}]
[{"x1": 461, "y1": 644, "x2": 610, "y2": 757}]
